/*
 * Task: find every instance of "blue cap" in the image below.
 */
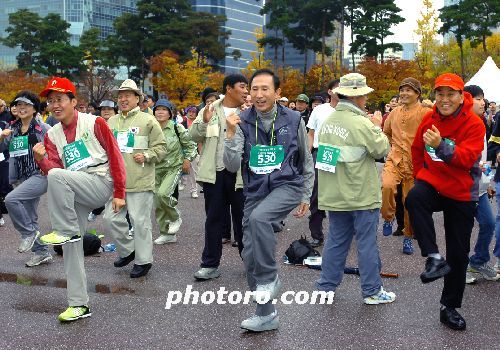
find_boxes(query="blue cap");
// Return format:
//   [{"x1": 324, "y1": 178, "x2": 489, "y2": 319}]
[{"x1": 153, "y1": 99, "x2": 175, "y2": 115}]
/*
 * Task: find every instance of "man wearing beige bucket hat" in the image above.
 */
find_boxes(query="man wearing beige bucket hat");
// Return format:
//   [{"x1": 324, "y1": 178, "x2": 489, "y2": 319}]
[
  {"x1": 104, "y1": 79, "x2": 167, "y2": 278},
  {"x1": 315, "y1": 73, "x2": 396, "y2": 305}
]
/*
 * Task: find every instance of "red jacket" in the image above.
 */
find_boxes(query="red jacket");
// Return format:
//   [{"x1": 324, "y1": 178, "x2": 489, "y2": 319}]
[{"x1": 412, "y1": 92, "x2": 485, "y2": 201}]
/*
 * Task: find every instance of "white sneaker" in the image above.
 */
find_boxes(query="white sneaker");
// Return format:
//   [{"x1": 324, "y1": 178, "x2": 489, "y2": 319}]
[
  {"x1": 0, "y1": 217, "x2": 5, "y2": 226},
  {"x1": 154, "y1": 234, "x2": 177, "y2": 245},
  {"x1": 241, "y1": 311, "x2": 279, "y2": 332},
  {"x1": 87, "y1": 212, "x2": 97, "y2": 222},
  {"x1": 178, "y1": 184, "x2": 185, "y2": 191},
  {"x1": 167, "y1": 218, "x2": 182, "y2": 234},
  {"x1": 465, "y1": 272, "x2": 477, "y2": 284},
  {"x1": 128, "y1": 227, "x2": 134, "y2": 237},
  {"x1": 363, "y1": 287, "x2": 396, "y2": 305},
  {"x1": 191, "y1": 191, "x2": 198, "y2": 198},
  {"x1": 194, "y1": 267, "x2": 221, "y2": 280},
  {"x1": 25, "y1": 253, "x2": 53, "y2": 267},
  {"x1": 18, "y1": 231, "x2": 40, "y2": 253},
  {"x1": 494, "y1": 260, "x2": 500, "y2": 274},
  {"x1": 253, "y1": 275, "x2": 282, "y2": 303}
]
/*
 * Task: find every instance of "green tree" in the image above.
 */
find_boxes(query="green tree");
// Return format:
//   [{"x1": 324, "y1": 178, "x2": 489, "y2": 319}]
[
  {"x1": 107, "y1": 0, "x2": 228, "y2": 85},
  {"x1": 463, "y1": 0, "x2": 500, "y2": 53},
  {"x1": 350, "y1": 0, "x2": 404, "y2": 63},
  {"x1": 439, "y1": 2, "x2": 472, "y2": 78},
  {"x1": 1, "y1": 9, "x2": 42, "y2": 74}
]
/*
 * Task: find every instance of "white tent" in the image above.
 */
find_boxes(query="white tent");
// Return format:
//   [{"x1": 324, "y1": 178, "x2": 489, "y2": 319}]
[{"x1": 465, "y1": 56, "x2": 500, "y2": 103}]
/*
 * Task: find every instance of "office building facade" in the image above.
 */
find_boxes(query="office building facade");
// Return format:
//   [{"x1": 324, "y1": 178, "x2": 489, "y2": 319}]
[{"x1": 0, "y1": 0, "x2": 138, "y2": 68}]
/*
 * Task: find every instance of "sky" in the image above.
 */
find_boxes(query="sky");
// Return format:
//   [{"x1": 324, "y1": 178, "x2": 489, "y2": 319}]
[{"x1": 344, "y1": 0, "x2": 445, "y2": 51}]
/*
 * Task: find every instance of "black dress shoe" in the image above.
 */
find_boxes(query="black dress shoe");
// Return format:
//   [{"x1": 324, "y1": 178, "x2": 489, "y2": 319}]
[
  {"x1": 130, "y1": 263, "x2": 152, "y2": 278},
  {"x1": 114, "y1": 251, "x2": 135, "y2": 268},
  {"x1": 308, "y1": 238, "x2": 323, "y2": 248},
  {"x1": 420, "y1": 257, "x2": 451, "y2": 283},
  {"x1": 440, "y1": 307, "x2": 466, "y2": 330}
]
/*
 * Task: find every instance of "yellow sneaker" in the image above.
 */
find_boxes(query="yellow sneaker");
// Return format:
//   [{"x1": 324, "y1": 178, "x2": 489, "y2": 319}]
[
  {"x1": 58, "y1": 306, "x2": 91, "y2": 322},
  {"x1": 40, "y1": 231, "x2": 81, "y2": 245}
]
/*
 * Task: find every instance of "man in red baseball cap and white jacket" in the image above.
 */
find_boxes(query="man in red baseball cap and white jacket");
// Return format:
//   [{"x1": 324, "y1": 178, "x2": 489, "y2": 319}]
[
  {"x1": 406, "y1": 73, "x2": 485, "y2": 331},
  {"x1": 33, "y1": 77, "x2": 126, "y2": 322}
]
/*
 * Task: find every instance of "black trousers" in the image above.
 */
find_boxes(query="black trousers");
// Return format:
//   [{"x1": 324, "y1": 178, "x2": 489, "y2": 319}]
[
  {"x1": 201, "y1": 170, "x2": 245, "y2": 267},
  {"x1": 309, "y1": 148, "x2": 326, "y2": 240},
  {"x1": 406, "y1": 180, "x2": 476, "y2": 308}
]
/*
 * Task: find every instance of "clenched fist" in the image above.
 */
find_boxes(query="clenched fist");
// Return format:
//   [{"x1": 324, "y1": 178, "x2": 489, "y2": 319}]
[
  {"x1": 225, "y1": 112, "x2": 241, "y2": 139},
  {"x1": 0, "y1": 128, "x2": 12, "y2": 140},
  {"x1": 32, "y1": 143, "x2": 46, "y2": 161}
]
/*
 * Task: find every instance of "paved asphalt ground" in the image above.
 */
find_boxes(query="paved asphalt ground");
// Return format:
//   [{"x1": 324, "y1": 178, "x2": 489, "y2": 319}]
[{"x1": 0, "y1": 189, "x2": 498, "y2": 350}]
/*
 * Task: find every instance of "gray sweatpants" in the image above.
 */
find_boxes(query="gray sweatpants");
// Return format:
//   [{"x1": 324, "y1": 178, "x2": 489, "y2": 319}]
[
  {"x1": 242, "y1": 184, "x2": 301, "y2": 290},
  {"x1": 104, "y1": 191, "x2": 154, "y2": 265},
  {"x1": 5, "y1": 174, "x2": 48, "y2": 255},
  {"x1": 47, "y1": 169, "x2": 113, "y2": 306}
]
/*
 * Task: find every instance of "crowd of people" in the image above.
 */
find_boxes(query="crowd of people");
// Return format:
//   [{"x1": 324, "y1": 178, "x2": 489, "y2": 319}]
[{"x1": 0, "y1": 69, "x2": 498, "y2": 332}]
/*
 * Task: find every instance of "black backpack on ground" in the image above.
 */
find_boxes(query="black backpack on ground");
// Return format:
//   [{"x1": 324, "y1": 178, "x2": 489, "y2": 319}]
[
  {"x1": 285, "y1": 235, "x2": 320, "y2": 264},
  {"x1": 53, "y1": 233, "x2": 102, "y2": 256}
]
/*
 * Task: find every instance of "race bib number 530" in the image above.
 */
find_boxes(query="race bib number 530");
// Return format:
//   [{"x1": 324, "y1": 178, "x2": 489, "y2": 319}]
[{"x1": 63, "y1": 140, "x2": 94, "y2": 171}]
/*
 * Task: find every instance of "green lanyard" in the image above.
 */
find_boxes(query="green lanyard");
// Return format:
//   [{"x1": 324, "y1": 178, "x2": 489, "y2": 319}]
[{"x1": 255, "y1": 110, "x2": 278, "y2": 146}]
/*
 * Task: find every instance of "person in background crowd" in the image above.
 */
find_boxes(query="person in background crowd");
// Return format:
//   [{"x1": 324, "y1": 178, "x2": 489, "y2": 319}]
[
  {"x1": 306, "y1": 79, "x2": 340, "y2": 247},
  {"x1": 184, "y1": 104, "x2": 203, "y2": 198},
  {"x1": 310, "y1": 95, "x2": 325, "y2": 110},
  {"x1": 288, "y1": 101, "x2": 296, "y2": 110},
  {"x1": 140, "y1": 94, "x2": 154, "y2": 115},
  {"x1": 461, "y1": 85, "x2": 499, "y2": 284},
  {"x1": 0, "y1": 98, "x2": 13, "y2": 227},
  {"x1": 0, "y1": 91, "x2": 52, "y2": 267},
  {"x1": 87, "y1": 102, "x2": 98, "y2": 116},
  {"x1": 190, "y1": 74, "x2": 247, "y2": 280},
  {"x1": 277, "y1": 97, "x2": 289, "y2": 107},
  {"x1": 76, "y1": 102, "x2": 87, "y2": 113},
  {"x1": 153, "y1": 99, "x2": 197, "y2": 245},
  {"x1": 9, "y1": 101, "x2": 19, "y2": 120},
  {"x1": 295, "y1": 94, "x2": 310, "y2": 127},
  {"x1": 406, "y1": 73, "x2": 485, "y2": 331},
  {"x1": 382, "y1": 95, "x2": 399, "y2": 129}
]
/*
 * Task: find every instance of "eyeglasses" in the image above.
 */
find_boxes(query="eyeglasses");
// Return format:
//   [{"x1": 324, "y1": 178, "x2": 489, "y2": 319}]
[{"x1": 47, "y1": 97, "x2": 70, "y2": 105}]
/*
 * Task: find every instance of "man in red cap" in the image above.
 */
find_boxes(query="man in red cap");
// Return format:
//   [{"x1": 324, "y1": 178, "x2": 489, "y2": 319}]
[
  {"x1": 406, "y1": 73, "x2": 485, "y2": 330},
  {"x1": 33, "y1": 77, "x2": 126, "y2": 322},
  {"x1": 381, "y1": 77, "x2": 431, "y2": 255}
]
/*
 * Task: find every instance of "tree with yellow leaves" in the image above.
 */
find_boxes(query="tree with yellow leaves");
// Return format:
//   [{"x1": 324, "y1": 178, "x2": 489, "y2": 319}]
[
  {"x1": 151, "y1": 50, "x2": 212, "y2": 108},
  {"x1": 414, "y1": 0, "x2": 439, "y2": 84},
  {"x1": 241, "y1": 28, "x2": 272, "y2": 78}
]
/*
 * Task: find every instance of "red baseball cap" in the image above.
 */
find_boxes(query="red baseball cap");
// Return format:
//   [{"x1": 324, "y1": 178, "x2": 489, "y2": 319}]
[
  {"x1": 434, "y1": 73, "x2": 464, "y2": 91},
  {"x1": 40, "y1": 77, "x2": 76, "y2": 97}
]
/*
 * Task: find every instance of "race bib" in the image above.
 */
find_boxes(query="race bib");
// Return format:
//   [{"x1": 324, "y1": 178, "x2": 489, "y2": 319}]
[
  {"x1": 249, "y1": 145, "x2": 284, "y2": 174},
  {"x1": 9, "y1": 136, "x2": 29, "y2": 157},
  {"x1": 0, "y1": 152, "x2": 4, "y2": 162},
  {"x1": 114, "y1": 131, "x2": 135, "y2": 153},
  {"x1": 425, "y1": 138, "x2": 455, "y2": 162},
  {"x1": 315, "y1": 145, "x2": 341, "y2": 173},
  {"x1": 63, "y1": 140, "x2": 94, "y2": 171}
]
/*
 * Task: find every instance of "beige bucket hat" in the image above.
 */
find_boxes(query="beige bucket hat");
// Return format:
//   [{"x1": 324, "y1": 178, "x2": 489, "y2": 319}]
[
  {"x1": 333, "y1": 73, "x2": 374, "y2": 97},
  {"x1": 113, "y1": 79, "x2": 142, "y2": 96}
]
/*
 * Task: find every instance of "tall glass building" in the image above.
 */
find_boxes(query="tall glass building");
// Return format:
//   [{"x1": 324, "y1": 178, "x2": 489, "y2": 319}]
[
  {"x1": 0, "y1": 0, "x2": 138, "y2": 67},
  {"x1": 190, "y1": 0, "x2": 265, "y2": 73}
]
